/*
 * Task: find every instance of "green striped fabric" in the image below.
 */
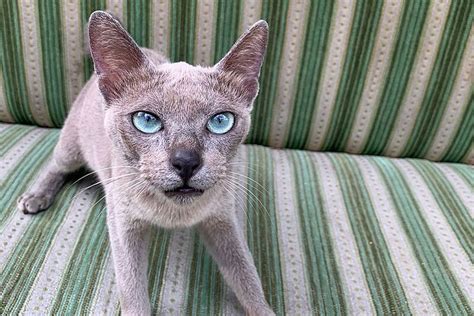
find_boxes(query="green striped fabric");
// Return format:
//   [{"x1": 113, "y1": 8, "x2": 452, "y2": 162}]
[
  {"x1": 0, "y1": 1, "x2": 472, "y2": 163},
  {"x1": 1, "y1": 123, "x2": 472, "y2": 315}
]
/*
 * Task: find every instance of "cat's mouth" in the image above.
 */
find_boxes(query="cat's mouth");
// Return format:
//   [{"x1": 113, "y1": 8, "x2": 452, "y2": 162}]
[{"x1": 164, "y1": 185, "x2": 204, "y2": 198}]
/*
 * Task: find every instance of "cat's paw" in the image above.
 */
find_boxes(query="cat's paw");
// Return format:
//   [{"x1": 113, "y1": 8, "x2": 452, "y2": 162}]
[{"x1": 17, "y1": 193, "x2": 52, "y2": 215}]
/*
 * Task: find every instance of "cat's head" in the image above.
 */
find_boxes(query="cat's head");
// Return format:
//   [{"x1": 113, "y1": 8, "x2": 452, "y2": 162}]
[{"x1": 88, "y1": 11, "x2": 268, "y2": 209}]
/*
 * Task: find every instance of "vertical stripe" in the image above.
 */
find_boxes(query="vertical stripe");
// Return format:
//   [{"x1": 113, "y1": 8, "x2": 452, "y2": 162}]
[
  {"x1": 0, "y1": 124, "x2": 34, "y2": 157},
  {"x1": 158, "y1": 230, "x2": 194, "y2": 314},
  {"x1": 194, "y1": 0, "x2": 215, "y2": 66},
  {"x1": 246, "y1": 146, "x2": 284, "y2": 313},
  {"x1": 0, "y1": 0, "x2": 34, "y2": 124},
  {"x1": 0, "y1": 186, "x2": 79, "y2": 314},
  {"x1": 374, "y1": 158, "x2": 471, "y2": 313},
  {"x1": 105, "y1": 0, "x2": 124, "y2": 23},
  {"x1": 268, "y1": 0, "x2": 310, "y2": 148},
  {"x1": 21, "y1": 185, "x2": 97, "y2": 314},
  {"x1": 239, "y1": 0, "x2": 263, "y2": 33},
  {"x1": 0, "y1": 128, "x2": 49, "y2": 182},
  {"x1": 362, "y1": 0, "x2": 431, "y2": 155},
  {"x1": 401, "y1": 0, "x2": 472, "y2": 158},
  {"x1": 356, "y1": 157, "x2": 437, "y2": 314},
  {"x1": 247, "y1": 1, "x2": 289, "y2": 145},
  {"x1": 169, "y1": 0, "x2": 197, "y2": 63},
  {"x1": 89, "y1": 255, "x2": 118, "y2": 315},
  {"x1": 185, "y1": 232, "x2": 224, "y2": 315},
  {"x1": 426, "y1": 30, "x2": 474, "y2": 161},
  {"x1": 38, "y1": 1, "x2": 69, "y2": 127},
  {"x1": 288, "y1": 151, "x2": 347, "y2": 314},
  {"x1": 394, "y1": 160, "x2": 473, "y2": 301},
  {"x1": 0, "y1": 69, "x2": 14, "y2": 123},
  {"x1": 441, "y1": 95, "x2": 474, "y2": 163},
  {"x1": 409, "y1": 160, "x2": 473, "y2": 259},
  {"x1": 381, "y1": 0, "x2": 450, "y2": 157},
  {"x1": 305, "y1": 0, "x2": 356, "y2": 150},
  {"x1": 436, "y1": 164, "x2": 474, "y2": 218},
  {"x1": 125, "y1": 0, "x2": 151, "y2": 47},
  {"x1": 321, "y1": 0, "x2": 384, "y2": 152},
  {"x1": 271, "y1": 150, "x2": 312, "y2": 314},
  {"x1": 211, "y1": 0, "x2": 241, "y2": 65},
  {"x1": 282, "y1": 0, "x2": 334, "y2": 149},
  {"x1": 462, "y1": 146, "x2": 474, "y2": 165},
  {"x1": 81, "y1": 0, "x2": 107, "y2": 79},
  {"x1": 62, "y1": 0, "x2": 84, "y2": 112},
  {"x1": 50, "y1": 197, "x2": 109, "y2": 315},
  {"x1": 222, "y1": 146, "x2": 249, "y2": 315},
  {"x1": 148, "y1": 229, "x2": 171, "y2": 315},
  {"x1": 151, "y1": 0, "x2": 171, "y2": 56},
  {"x1": 17, "y1": 0, "x2": 51, "y2": 126},
  {"x1": 313, "y1": 154, "x2": 374, "y2": 315},
  {"x1": 345, "y1": 0, "x2": 405, "y2": 154},
  {"x1": 329, "y1": 154, "x2": 410, "y2": 314}
]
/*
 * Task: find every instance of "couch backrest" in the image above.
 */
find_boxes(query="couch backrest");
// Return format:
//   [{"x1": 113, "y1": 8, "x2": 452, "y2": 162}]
[{"x1": 1, "y1": 1, "x2": 472, "y2": 163}]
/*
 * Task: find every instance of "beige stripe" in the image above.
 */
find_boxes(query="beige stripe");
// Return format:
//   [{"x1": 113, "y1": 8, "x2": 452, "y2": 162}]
[
  {"x1": 0, "y1": 128, "x2": 48, "y2": 183},
  {"x1": 436, "y1": 164, "x2": 474, "y2": 218},
  {"x1": 17, "y1": 0, "x2": 51, "y2": 126},
  {"x1": 346, "y1": 0, "x2": 405, "y2": 153},
  {"x1": 158, "y1": 229, "x2": 194, "y2": 314},
  {"x1": 462, "y1": 145, "x2": 474, "y2": 165},
  {"x1": 151, "y1": 0, "x2": 171, "y2": 56},
  {"x1": 306, "y1": 0, "x2": 356, "y2": 150},
  {"x1": 0, "y1": 123, "x2": 10, "y2": 133},
  {"x1": 193, "y1": 0, "x2": 216, "y2": 66},
  {"x1": 311, "y1": 153, "x2": 375, "y2": 314},
  {"x1": 271, "y1": 150, "x2": 312, "y2": 314},
  {"x1": 106, "y1": 0, "x2": 124, "y2": 23},
  {"x1": 395, "y1": 159, "x2": 474, "y2": 302},
  {"x1": 0, "y1": 69, "x2": 14, "y2": 123},
  {"x1": 385, "y1": 0, "x2": 452, "y2": 157},
  {"x1": 90, "y1": 254, "x2": 118, "y2": 315},
  {"x1": 20, "y1": 185, "x2": 97, "y2": 314},
  {"x1": 62, "y1": 0, "x2": 85, "y2": 110},
  {"x1": 426, "y1": 30, "x2": 474, "y2": 161},
  {"x1": 0, "y1": 160, "x2": 50, "y2": 269},
  {"x1": 356, "y1": 157, "x2": 437, "y2": 313},
  {"x1": 268, "y1": 0, "x2": 310, "y2": 148},
  {"x1": 240, "y1": 0, "x2": 263, "y2": 33}
]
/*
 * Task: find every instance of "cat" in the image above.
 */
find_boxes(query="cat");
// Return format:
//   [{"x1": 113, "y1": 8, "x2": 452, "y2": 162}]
[{"x1": 17, "y1": 10, "x2": 273, "y2": 316}]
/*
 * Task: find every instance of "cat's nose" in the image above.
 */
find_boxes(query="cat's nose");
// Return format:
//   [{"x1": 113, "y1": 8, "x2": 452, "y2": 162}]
[{"x1": 170, "y1": 149, "x2": 202, "y2": 182}]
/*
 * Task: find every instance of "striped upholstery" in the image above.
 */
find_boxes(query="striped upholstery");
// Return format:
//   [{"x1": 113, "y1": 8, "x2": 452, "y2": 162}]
[
  {"x1": 1, "y1": 1, "x2": 472, "y2": 163},
  {"x1": 1, "y1": 123, "x2": 472, "y2": 315}
]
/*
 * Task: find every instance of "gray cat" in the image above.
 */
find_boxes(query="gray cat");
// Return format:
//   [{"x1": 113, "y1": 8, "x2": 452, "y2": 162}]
[{"x1": 17, "y1": 11, "x2": 273, "y2": 316}]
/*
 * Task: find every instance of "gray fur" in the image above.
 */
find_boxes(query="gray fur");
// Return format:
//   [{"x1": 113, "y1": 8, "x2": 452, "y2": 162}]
[{"x1": 18, "y1": 11, "x2": 272, "y2": 315}]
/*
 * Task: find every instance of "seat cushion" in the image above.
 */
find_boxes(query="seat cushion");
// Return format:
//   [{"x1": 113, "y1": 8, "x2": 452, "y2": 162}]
[{"x1": 0, "y1": 123, "x2": 472, "y2": 315}]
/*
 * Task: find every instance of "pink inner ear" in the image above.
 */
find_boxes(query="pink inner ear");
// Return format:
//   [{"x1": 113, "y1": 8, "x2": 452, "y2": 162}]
[
  {"x1": 216, "y1": 21, "x2": 268, "y2": 103},
  {"x1": 88, "y1": 11, "x2": 145, "y2": 77},
  {"x1": 88, "y1": 11, "x2": 147, "y2": 102}
]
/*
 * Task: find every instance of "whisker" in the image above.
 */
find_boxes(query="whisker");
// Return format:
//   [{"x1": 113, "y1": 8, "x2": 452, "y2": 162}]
[{"x1": 223, "y1": 177, "x2": 271, "y2": 221}]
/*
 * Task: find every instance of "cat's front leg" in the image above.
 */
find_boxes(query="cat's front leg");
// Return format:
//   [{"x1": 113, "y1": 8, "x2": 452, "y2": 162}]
[
  {"x1": 197, "y1": 212, "x2": 275, "y2": 316},
  {"x1": 106, "y1": 195, "x2": 151, "y2": 315}
]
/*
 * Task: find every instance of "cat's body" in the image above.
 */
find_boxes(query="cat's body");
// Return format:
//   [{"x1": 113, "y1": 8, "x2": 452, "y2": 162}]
[{"x1": 17, "y1": 11, "x2": 273, "y2": 315}]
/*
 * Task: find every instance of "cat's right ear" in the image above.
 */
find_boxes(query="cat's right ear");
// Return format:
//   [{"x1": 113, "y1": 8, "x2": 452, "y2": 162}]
[{"x1": 88, "y1": 11, "x2": 147, "y2": 102}]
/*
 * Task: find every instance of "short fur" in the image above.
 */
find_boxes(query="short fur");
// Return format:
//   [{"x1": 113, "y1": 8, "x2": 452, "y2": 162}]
[{"x1": 17, "y1": 11, "x2": 273, "y2": 315}]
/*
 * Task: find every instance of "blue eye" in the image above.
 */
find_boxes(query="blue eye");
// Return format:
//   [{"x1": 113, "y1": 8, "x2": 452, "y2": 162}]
[
  {"x1": 207, "y1": 112, "x2": 235, "y2": 134},
  {"x1": 132, "y1": 112, "x2": 162, "y2": 134}
]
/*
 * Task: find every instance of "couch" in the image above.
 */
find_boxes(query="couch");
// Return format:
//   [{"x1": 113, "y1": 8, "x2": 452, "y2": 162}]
[{"x1": 0, "y1": 0, "x2": 472, "y2": 315}]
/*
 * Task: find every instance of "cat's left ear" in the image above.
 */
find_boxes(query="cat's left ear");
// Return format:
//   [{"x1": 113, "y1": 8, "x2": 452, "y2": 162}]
[
  {"x1": 88, "y1": 11, "x2": 148, "y2": 102},
  {"x1": 215, "y1": 20, "x2": 268, "y2": 103}
]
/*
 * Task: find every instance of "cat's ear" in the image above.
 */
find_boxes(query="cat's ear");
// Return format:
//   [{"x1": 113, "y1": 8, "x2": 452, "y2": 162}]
[
  {"x1": 88, "y1": 11, "x2": 147, "y2": 102},
  {"x1": 215, "y1": 20, "x2": 268, "y2": 103}
]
